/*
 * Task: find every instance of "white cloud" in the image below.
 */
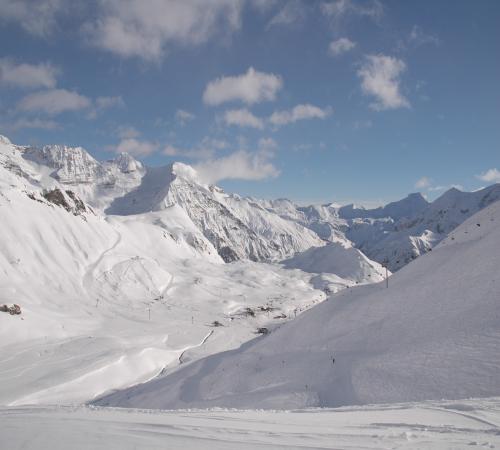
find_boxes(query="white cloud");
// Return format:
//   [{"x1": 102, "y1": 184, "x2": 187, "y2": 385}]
[
  {"x1": 269, "y1": 104, "x2": 332, "y2": 126},
  {"x1": 163, "y1": 136, "x2": 228, "y2": 160},
  {"x1": 258, "y1": 137, "x2": 278, "y2": 152},
  {"x1": 321, "y1": 0, "x2": 383, "y2": 24},
  {"x1": 250, "y1": 0, "x2": 278, "y2": 13},
  {"x1": 415, "y1": 176, "x2": 431, "y2": 189},
  {"x1": 477, "y1": 168, "x2": 500, "y2": 184},
  {"x1": 113, "y1": 138, "x2": 158, "y2": 157},
  {"x1": 357, "y1": 54, "x2": 410, "y2": 111},
  {"x1": 223, "y1": 108, "x2": 264, "y2": 129},
  {"x1": 175, "y1": 109, "x2": 195, "y2": 125},
  {"x1": 328, "y1": 37, "x2": 356, "y2": 56},
  {"x1": 0, "y1": 58, "x2": 59, "y2": 89},
  {"x1": 0, "y1": 0, "x2": 65, "y2": 36},
  {"x1": 201, "y1": 136, "x2": 228, "y2": 150},
  {"x1": 203, "y1": 67, "x2": 283, "y2": 106},
  {"x1": 116, "y1": 126, "x2": 140, "y2": 139},
  {"x1": 195, "y1": 148, "x2": 279, "y2": 184},
  {"x1": 85, "y1": 0, "x2": 244, "y2": 61},
  {"x1": 87, "y1": 95, "x2": 125, "y2": 118},
  {"x1": 1, "y1": 117, "x2": 59, "y2": 131},
  {"x1": 267, "y1": 0, "x2": 306, "y2": 28},
  {"x1": 409, "y1": 25, "x2": 440, "y2": 47},
  {"x1": 17, "y1": 89, "x2": 92, "y2": 115}
]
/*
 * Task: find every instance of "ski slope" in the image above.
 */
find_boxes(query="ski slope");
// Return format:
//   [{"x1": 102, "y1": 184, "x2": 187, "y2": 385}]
[
  {"x1": 97, "y1": 200, "x2": 500, "y2": 410},
  {"x1": 2, "y1": 397, "x2": 500, "y2": 450}
]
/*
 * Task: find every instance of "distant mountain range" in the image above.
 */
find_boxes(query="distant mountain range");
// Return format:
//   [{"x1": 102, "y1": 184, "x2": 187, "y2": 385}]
[{"x1": 2, "y1": 134, "x2": 499, "y2": 273}]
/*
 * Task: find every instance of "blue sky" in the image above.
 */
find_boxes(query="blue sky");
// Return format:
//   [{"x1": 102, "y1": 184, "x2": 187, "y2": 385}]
[{"x1": 0, "y1": 0, "x2": 499, "y2": 206}]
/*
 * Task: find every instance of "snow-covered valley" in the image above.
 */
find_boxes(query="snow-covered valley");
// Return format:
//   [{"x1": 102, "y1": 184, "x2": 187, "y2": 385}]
[{"x1": 1, "y1": 135, "x2": 499, "y2": 448}]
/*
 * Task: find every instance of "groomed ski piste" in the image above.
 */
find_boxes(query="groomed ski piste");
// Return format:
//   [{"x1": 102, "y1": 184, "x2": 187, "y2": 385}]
[{"x1": 2, "y1": 397, "x2": 500, "y2": 450}]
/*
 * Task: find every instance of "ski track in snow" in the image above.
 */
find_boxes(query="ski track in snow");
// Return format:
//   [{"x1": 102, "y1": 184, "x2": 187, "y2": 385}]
[
  {"x1": 1, "y1": 398, "x2": 500, "y2": 450},
  {"x1": 82, "y1": 227, "x2": 122, "y2": 292}
]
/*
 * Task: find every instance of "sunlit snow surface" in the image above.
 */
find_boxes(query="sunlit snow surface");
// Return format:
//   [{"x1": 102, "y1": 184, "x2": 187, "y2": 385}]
[{"x1": 2, "y1": 397, "x2": 500, "y2": 449}]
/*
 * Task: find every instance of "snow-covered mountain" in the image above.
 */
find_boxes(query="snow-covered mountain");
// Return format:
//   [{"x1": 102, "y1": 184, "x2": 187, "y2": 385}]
[
  {"x1": 97, "y1": 199, "x2": 500, "y2": 410},
  {"x1": 338, "y1": 193, "x2": 429, "y2": 220},
  {"x1": 346, "y1": 185, "x2": 500, "y2": 271},
  {"x1": 106, "y1": 162, "x2": 323, "y2": 262}
]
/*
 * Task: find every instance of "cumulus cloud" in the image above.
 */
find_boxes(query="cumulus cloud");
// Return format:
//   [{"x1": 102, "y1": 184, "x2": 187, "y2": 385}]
[
  {"x1": 321, "y1": 0, "x2": 383, "y2": 24},
  {"x1": 328, "y1": 37, "x2": 356, "y2": 56},
  {"x1": 195, "y1": 147, "x2": 279, "y2": 184},
  {"x1": 269, "y1": 104, "x2": 332, "y2": 126},
  {"x1": 85, "y1": 0, "x2": 244, "y2": 61},
  {"x1": 175, "y1": 109, "x2": 195, "y2": 125},
  {"x1": 17, "y1": 89, "x2": 92, "y2": 115},
  {"x1": 357, "y1": 54, "x2": 410, "y2": 111},
  {"x1": 0, "y1": 0, "x2": 65, "y2": 36},
  {"x1": 0, "y1": 58, "x2": 59, "y2": 89},
  {"x1": 477, "y1": 168, "x2": 500, "y2": 184},
  {"x1": 113, "y1": 138, "x2": 158, "y2": 157},
  {"x1": 267, "y1": 0, "x2": 306, "y2": 28},
  {"x1": 415, "y1": 176, "x2": 431, "y2": 189},
  {"x1": 223, "y1": 108, "x2": 264, "y2": 129},
  {"x1": 203, "y1": 67, "x2": 283, "y2": 106}
]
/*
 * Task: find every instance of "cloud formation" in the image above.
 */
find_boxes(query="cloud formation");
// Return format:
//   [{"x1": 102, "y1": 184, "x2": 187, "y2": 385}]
[
  {"x1": 1, "y1": 117, "x2": 60, "y2": 132},
  {"x1": 415, "y1": 176, "x2": 431, "y2": 189},
  {"x1": 195, "y1": 147, "x2": 279, "y2": 184},
  {"x1": 358, "y1": 54, "x2": 410, "y2": 111},
  {"x1": 203, "y1": 67, "x2": 283, "y2": 106},
  {"x1": 269, "y1": 104, "x2": 332, "y2": 126},
  {"x1": 328, "y1": 37, "x2": 356, "y2": 56},
  {"x1": 0, "y1": 0, "x2": 65, "y2": 36},
  {"x1": 321, "y1": 0, "x2": 384, "y2": 24},
  {"x1": 0, "y1": 58, "x2": 59, "y2": 89},
  {"x1": 267, "y1": 0, "x2": 306, "y2": 28},
  {"x1": 477, "y1": 168, "x2": 500, "y2": 184},
  {"x1": 113, "y1": 138, "x2": 158, "y2": 157},
  {"x1": 175, "y1": 109, "x2": 195, "y2": 125},
  {"x1": 409, "y1": 25, "x2": 440, "y2": 47},
  {"x1": 85, "y1": 0, "x2": 244, "y2": 61},
  {"x1": 17, "y1": 89, "x2": 92, "y2": 115},
  {"x1": 223, "y1": 108, "x2": 264, "y2": 129}
]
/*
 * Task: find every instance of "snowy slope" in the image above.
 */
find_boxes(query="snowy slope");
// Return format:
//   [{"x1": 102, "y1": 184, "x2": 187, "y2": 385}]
[
  {"x1": 96, "y1": 199, "x2": 500, "y2": 410},
  {"x1": 282, "y1": 241, "x2": 386, "y2": 283},
  {"x1": 3, "y1": 397, "x2": 500, "y2": 450},
  {"x1": 0, "y1": 136, "x2": 327, "y2": 405}
]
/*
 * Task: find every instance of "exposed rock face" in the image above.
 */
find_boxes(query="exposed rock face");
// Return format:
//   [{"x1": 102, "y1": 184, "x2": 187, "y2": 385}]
[{"x1": 39, "y1": 188, "x2": 91, "y2": 216}]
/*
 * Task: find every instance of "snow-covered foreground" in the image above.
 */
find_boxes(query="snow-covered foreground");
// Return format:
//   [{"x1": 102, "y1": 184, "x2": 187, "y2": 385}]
[{"x1": 2, "y1": 397, "x2": 500, "y2": 449}]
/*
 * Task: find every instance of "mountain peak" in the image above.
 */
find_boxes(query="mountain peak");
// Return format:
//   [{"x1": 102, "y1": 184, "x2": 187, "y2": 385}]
[{"x1": 111, "y1": 152, "x2": 143, "y2": 174}]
